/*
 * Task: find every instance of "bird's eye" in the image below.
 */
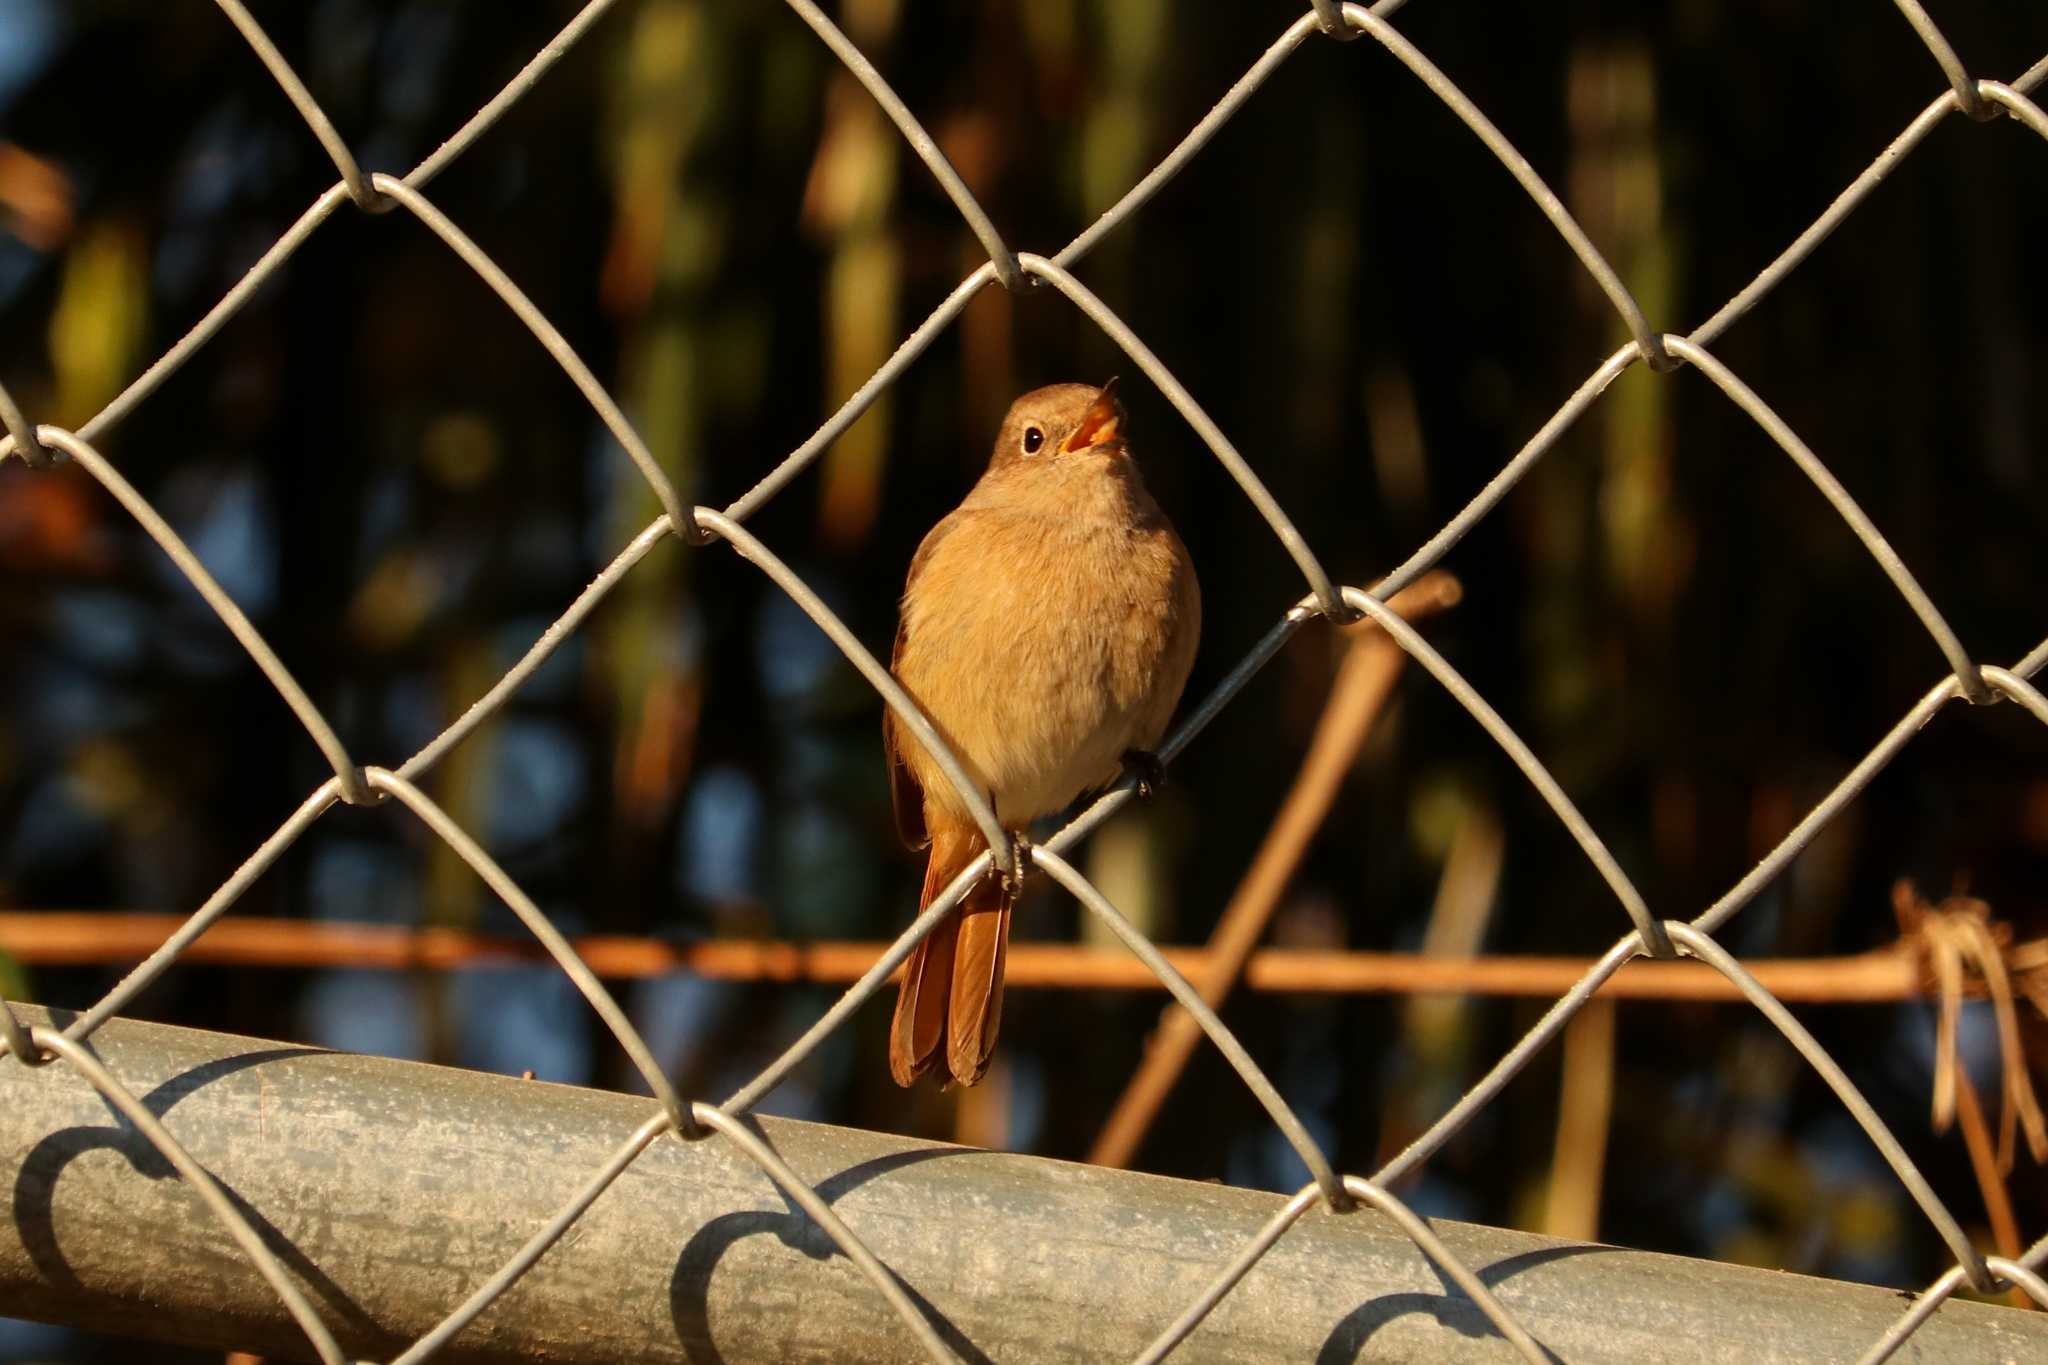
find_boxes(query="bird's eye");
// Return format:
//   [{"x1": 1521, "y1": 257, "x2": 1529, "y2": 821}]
[{"x1": 1022, "y1": 425, "x2": 1045, "y2": 454}]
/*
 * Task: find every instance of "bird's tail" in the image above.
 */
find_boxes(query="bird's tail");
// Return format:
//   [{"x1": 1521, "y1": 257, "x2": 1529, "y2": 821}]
[{"x1": 888, "y1": 823, "x2": 1014, "y2": 1087}]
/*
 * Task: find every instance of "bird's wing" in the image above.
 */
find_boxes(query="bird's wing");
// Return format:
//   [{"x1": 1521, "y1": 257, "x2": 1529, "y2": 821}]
[
  {"x1": 1134, "y1": 521, "x2": 1204, "y2": 755},
  {"x1": 884, "y1": 513, "x2": 966, "y2": 851},
  {"x1": 883, "y1": 621, "x2": 928, "y2": 851}
]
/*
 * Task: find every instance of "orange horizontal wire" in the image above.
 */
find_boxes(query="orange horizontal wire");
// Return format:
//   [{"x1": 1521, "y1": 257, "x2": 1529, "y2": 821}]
[{"x1": 0, "y1": 912, "x2": 1950, "y2": 1003}]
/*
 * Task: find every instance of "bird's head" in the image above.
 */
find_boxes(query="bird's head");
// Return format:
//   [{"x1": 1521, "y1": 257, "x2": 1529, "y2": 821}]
[{"x1": 989, "y1": 380, "x2": 1127, "y2": 472}]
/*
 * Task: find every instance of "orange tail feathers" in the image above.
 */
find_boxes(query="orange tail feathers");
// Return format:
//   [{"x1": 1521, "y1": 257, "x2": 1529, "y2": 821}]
[{"x1": 888, "y1": 824, "x2": 1015, "y2": 1087}]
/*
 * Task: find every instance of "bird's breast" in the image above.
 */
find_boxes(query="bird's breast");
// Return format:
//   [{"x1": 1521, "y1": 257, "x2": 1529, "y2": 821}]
[{"x1": 896, "y1": 506, "x2": 1194, "y2": 826}]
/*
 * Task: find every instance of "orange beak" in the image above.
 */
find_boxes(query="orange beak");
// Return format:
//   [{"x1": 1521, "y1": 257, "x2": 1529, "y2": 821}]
[{"x1": 1060, "y1": 379, "x2": 1124, "y2": 454}]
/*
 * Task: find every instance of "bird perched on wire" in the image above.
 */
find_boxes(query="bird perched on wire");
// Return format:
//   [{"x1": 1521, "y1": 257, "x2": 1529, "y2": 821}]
[{"x1": 884, "y1": 380, "x2": 1201, "y2": 1087}]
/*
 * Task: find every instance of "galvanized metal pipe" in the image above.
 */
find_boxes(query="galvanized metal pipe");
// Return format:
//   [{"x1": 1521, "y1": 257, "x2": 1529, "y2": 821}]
[{"x1": 0, "y1": 1006, "x2": 2038, "y2": 1364}]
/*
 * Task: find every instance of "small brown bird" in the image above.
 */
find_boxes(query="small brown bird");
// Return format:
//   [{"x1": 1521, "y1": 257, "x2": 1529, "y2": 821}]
[{"x1": 884, "y1": 381, "x2": 1201, "y2": 1086}]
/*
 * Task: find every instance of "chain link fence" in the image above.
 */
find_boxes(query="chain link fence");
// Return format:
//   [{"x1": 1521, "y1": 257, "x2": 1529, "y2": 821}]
[{"x1": 1, "y1": 0, "x2": 2045, "y2": 1360}]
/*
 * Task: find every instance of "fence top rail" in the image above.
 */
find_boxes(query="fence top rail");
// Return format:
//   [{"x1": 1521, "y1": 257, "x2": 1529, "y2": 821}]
[{"x1": 2, "y1": 1006, "x2": 2044, "y2": 1365}]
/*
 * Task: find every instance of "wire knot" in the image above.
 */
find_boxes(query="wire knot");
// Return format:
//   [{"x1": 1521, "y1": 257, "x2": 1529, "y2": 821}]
[
  {"x1": 1310, "y1": 0, "x2": 1363, "y2": 41},
  {"x1": 349, "y1": 178, "x2": 399, "y2": 215},
  {"x1": 1639, "y1": 332, "x2": 1682, "y2": 373},
  {"x1": 1955, "y1": 660, "x2": 1994, "y2": 706},
  {"x1": 675, "y1": 1101, "x2": 715, "y2": 1142},
  {"x1": 1322, "y1": 591, "x2": 1367, "y2": 626},
  {"x1": 990, "y1": 248, "x2": 1027, "y2": 292},
  {"x1": 1639, "y1": 919, "x2": 1680, "y2": 961},
  {"x1": 0, "y1": 396, "x2": 53, "y2": 468},
  {"x1": 7, "y1": 433, "x2": 57, "y2": 471},
  {"x1": 0, "y1": 1009, "x2": 54, "y2": 1067},
  {"x1": 1960, "y1": 80, "x2": 1998, "y2": 123},
  {"x1": 680, "y1": 506, "x2": 719, "y2": 546},
  {"x1": 336, "y1": 767, "x2": 383, "y2": 808}
]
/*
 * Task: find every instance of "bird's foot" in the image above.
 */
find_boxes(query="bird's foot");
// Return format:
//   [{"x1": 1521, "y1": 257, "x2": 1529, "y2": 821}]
[
  {"x1": 1121, "y1": 749, "x2": 1167, "y2": 799},
  {"x1": 1001, "y1": 832, "x2": 1032, "y2": 897}
]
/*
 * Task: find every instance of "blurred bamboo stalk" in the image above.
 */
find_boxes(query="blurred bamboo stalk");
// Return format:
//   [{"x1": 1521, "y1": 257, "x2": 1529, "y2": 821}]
[
  {"x1": 1569, "y1": 39, "x2": 1687, "y2": 627},
  {"x1": 421, "y1": 638, "x2": 500, "y2": 1064},
  {"x1": 1404, "y1": 803, "x2": 1507, "y2": 1063},
  {"x1": 1542, "y1": 996, "x2": 1616, "y2": 1242},
  {"x1": 807, "y1": 0, "x2": 901, "y2": 549},
  {"x1": 1086, "y1": 571, "x2": 1462, "y2": 1169},
  {"x1": 47, "y1": 218, "x2": 146, "y2": 427},
  {"x1": 599, "y1": 0, "x2": 721, "y2": 837},
  {"x1": 1377, "y1": 798, "x2": 1505, "y2": 1172}
]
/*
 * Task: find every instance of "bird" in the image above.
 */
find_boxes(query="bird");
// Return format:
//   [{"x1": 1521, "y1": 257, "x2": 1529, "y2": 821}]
[{"x1": 884, "y1": 380, "x2": 1201, "y2": 1087}]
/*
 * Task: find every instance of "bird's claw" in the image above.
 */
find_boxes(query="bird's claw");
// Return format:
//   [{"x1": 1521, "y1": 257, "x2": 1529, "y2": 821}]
[
  {"x1": 1001, "y1": 833, "x2": 1032, "y2": 896},
  {"x1": 1122, "y1": 748, "x2": 1166, "y2": 798}
]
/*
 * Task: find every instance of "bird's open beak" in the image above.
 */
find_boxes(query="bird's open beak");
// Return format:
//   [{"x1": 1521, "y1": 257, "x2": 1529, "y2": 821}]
[{"x1": 1060, "y1": 379, "x2": 1124, "y2": 454}]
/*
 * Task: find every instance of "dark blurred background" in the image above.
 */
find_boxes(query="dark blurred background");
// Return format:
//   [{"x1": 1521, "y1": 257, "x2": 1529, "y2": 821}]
[{"x1": 1, "y1": 1, "x2": 2046, "y2": 1358}]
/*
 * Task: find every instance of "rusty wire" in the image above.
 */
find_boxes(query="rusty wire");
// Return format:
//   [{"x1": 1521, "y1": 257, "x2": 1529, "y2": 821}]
[
  {"x1": 0, "y1": 1, "x2": 2044, "y2": 1360},
  {"x1": 1, "y1": 909, "x2": 2043, "y2": 1005}
]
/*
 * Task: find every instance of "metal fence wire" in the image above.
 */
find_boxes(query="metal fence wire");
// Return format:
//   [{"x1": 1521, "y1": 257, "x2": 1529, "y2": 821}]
[{"x1": 1, "y1": 1, "x2": 2045, "y2": 1361}]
